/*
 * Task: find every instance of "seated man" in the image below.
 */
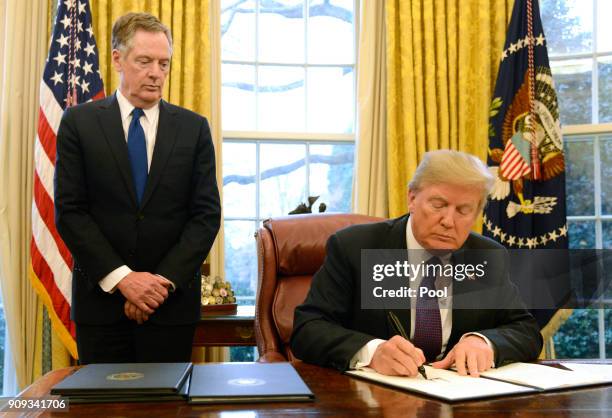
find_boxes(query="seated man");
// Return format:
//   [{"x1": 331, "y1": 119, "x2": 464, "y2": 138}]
[{"x1": 291, "y1": 150, "x2": 542, "y2": 377}]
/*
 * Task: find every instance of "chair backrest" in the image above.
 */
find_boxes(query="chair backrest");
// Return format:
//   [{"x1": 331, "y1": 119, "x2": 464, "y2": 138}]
[{"x1": 254, "y1": 213, "x2": 383, "y2": 362}]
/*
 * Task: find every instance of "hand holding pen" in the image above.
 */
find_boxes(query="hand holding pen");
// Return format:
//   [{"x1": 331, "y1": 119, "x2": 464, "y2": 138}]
[
  {"x1": 387, "y1": 311, "x2": 428, "y2": 380},
  {"x1": 367, "y1": 312, "x2": 428, "y2": 379}
]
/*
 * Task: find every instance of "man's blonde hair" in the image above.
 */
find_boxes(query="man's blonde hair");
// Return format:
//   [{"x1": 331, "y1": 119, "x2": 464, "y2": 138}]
[
  {"x1": 112, "y1": 12, "x2": 172, "y2": 53},
  {"x1": 408, "y1": 149, "x2": 494, "y2": 210}
]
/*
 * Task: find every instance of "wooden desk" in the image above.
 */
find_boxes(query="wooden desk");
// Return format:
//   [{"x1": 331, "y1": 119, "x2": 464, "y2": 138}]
[
  {"x1": 194, "y1": 305, "x2": 255, "y2": 347},
  {"x1": 14, "y1": 360, "x2": 612, "y2": 417}
]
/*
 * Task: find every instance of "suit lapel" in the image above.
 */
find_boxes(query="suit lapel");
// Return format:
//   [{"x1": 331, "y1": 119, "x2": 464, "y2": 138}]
[
  {"x1": 140, "y1": 100, "x2": 178, "y2": 209},
  {"x1": 382, "y1": 215, "x2": 412, "y2": 339},
  {"x1": 446, "y1": 243, "x2": 472, "y2": 356},
  {"x1": 97, "y1": 95, "x2": 138, "y2": 206}
]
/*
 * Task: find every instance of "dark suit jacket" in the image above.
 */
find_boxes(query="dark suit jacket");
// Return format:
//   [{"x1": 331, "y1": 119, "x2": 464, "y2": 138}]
[
  {"x1": 54, "y1": 94, "x2": 220, "y2": 326},
  {"x1": 290, "y1": 215, "x2": 543, "y2": 371}
]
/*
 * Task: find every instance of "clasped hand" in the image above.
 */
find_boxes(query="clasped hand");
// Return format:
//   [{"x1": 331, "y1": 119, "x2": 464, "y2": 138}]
[
  {"x1": 370, "y1": 335, "x2": 493, "y2": 377},
  {"x1": 117, "y1": 272, "x2": 173, "y2": 324}
]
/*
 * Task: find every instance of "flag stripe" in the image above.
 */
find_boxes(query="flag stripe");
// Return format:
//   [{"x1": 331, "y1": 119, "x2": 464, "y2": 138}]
[
  {"x1": 34, "y1": 134, "x2": 56, "y2": 203},
  {"x1": 33, "y1": 171, "x2": 73, "y2": 268},
  {"x1": 37, "y1": 113, "x2": 57, "y2": 170},
  {"x1": 40, "y1": 81, "x2": 64, "y2": 136},
  {"x1": 31, "y1": 203, "x2": 72, "y2": 303},
  {"x1": 30, "y1": 240, "x2": 73, "y2": 332}
]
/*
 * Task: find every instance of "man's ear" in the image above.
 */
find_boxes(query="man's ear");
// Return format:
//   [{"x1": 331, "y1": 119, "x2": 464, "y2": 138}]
[
  {"x1": 111, "y1": 49, "x2": 122, "y2": 72},
  {"x1": 407, "y1": 189, "x2": 416, "y2": 212}
]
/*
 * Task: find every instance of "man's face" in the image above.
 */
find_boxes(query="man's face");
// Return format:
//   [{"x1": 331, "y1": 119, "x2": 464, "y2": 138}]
[
  {"x1": 112, "y1": 29, "x2": 171, "y2": 108},
  {"x1": 408, "y1": 182, "x2": 482, "y2": 251}
]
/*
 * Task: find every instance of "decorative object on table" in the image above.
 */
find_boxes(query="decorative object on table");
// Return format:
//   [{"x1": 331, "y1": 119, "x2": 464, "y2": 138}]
[
  {"x1": 201, "y1": 274, "x2": 237, "y2": 313},
  {"x1": 289, "y1": 196, "x2": 327, "y2": 215}
]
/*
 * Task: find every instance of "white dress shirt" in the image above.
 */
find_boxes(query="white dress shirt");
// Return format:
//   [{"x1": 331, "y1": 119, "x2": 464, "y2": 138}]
[
  {"x1": 351, "y1": 217, "x2": 494, "y2": 368},
  {"x1": 97, "y1": 89, "x2": 160, "y2": 293}
]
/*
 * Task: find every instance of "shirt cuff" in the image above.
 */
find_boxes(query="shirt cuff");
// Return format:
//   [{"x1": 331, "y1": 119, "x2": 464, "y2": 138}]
[
  {"x1": 155, "y1": 274, "x2": 176, "y2": 291},
  {"x1": 461, "y1": 332, "x2": 496, "y2": 368},
  {"x1": 350, "y1": 339, "x2": 386, "y2": 369},
  {"x1": 99, "y1": 265, "x2": 132, "y2": 293}
]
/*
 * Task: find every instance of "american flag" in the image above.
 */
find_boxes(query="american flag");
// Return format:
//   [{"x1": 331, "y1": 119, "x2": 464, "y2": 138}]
[{"x1": 30, "y1": 0, "x2": 104, "y2": 358}]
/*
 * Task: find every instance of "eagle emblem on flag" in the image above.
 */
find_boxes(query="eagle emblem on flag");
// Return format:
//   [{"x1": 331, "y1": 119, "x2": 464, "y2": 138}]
[{"x1": 488, "y1": 66, "x2": 565, "y2": 220}]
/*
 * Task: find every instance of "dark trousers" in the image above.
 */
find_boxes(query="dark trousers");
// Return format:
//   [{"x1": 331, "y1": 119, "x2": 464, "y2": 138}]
[{"x1": 76, "y1": 319, "x2": 196, "y2": 364}]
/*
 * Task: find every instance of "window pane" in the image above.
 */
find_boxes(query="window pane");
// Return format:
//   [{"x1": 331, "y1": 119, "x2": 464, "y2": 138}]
[
  {"x1": 601, "y1": 137, "x2": 612, "y2": 215},
  {"x1": 309, "y1": 144, "x2": 355, "y2": 212},
  {"x1": 553, "y1": 309, "x2": 600, "y2": 358},
  {"x1": 221, "y1": 0, "x2": 256, "y2": 61},
  {"x1": 541, "y1": 0, "x2": 593, "y2": 56},
  {"x1": 604, "y1": 221, "x2": 612, "y2": 249},
  {"x1": 224, "y1": 220, "x2": 257, "y2": 302},
  {"x1": 599, "y1": 57, "x2": 612, "y2": 123},
  {"x1": 222, "y1": 64, "x2": 256, "y2": 130},
  {"x1": 568, "y1": 220, "x2": 596, "y2": 249},
  {"x1": 307, "y1": 67, "x2": 354, "y2": 133},
  {"x1": 597, "y1": 0, "x2": 612, "y2": 53},
  {"x1": 223, "y1": 142, "x2": 256, "y2": 218},
  {"x1": 607, "y1": 309, "x2": 612, "y2": 358},
  {"x1": 258, "y1": 0, "x2": 304, "y2": 63},
  {"x1": 259, "y1": 143, "x2": 307, "y2": 217},
  {"x1": 551, "y1": 59, "x2": 592, "y2": 125},
  {"x1": 258, "y1": 66, "x2": 305, "y2": 131},
  {"x1": 565, "y1": 139, "x2": 594, "y2": 216},
  {"x1": 307, "y1": 0, "x2": 354, "y2": 64}
]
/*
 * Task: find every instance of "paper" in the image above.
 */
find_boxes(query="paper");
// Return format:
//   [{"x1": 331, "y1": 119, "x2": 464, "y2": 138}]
[
  {"x1": 559, "y1": 363, "x2": 612, "y2": 381},
  {"x1": 346, "y1": 366, "x2": 535, "y2": 402},
  {"x1": 481, "y1": 362, "x2": 603, "y2": 390}
]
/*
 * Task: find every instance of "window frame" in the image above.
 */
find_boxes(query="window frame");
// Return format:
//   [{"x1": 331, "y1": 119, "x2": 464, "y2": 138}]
[{"x1": 221, "y1": 0, "x2": 360, "y2": 305}]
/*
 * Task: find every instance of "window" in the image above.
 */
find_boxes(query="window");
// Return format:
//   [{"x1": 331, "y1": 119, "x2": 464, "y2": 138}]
[
  {"x1": 541, "y1": 0, "x2": 612, "y2": 358},
  {"x1": 221, "y1": 0, "x2": 357, "y2": 308}
]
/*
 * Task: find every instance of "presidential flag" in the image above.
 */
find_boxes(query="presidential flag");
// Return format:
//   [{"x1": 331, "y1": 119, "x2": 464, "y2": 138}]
[
  {"x1": 483, "y1": 0, "x2": 568, "y2": 330},
  {"x1": 30, "y1": 0, "x2": 104, "y2": 358}
]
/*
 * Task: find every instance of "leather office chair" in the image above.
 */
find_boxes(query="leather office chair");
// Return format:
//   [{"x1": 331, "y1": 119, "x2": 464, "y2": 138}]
[{"x1": 254, "y1": 213, "x2": 384, "y2": 362}]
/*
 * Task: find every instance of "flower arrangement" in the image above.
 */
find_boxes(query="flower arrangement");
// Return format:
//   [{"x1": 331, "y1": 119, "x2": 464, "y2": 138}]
[{"x1": 201, "y1": 274, "x2": 236, "y2": 306}]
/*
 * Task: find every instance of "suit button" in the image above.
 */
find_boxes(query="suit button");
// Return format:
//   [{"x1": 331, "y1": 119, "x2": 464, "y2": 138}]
[
  {"x1": 128, "y1": 250, "x2": 135, "y2": 257},
  {"x1": 136, "y1": 213, "x2": 144, "y2": 221}
]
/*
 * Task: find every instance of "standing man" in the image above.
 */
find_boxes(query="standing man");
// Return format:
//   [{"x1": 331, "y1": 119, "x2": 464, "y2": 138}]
[
  {"x1": 55, "y1": 12, "x2": 220, "y2": 363},
  {"x1": 291, "y1": 150, "x2": 542, "y2": 377}
]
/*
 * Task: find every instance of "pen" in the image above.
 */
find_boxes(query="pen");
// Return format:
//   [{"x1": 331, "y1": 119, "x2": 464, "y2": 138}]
[{"x1": 387, "y1": 311, "x2": 428, "y2": 380}]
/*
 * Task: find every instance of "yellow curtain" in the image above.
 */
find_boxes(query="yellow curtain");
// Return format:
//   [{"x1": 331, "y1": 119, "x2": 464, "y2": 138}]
[
  {"x1": 0, "y1": 0, "x2": 50, "y2": 390},
  {"x1": 354, "y1": 0, "x2": 388, "y2": 217},
  {"x1": 386, "y1": 0, "x2": 513, "y2": 217},
  {"x1": 89, "y1": 0, "x2": 227, "y2": 362}
]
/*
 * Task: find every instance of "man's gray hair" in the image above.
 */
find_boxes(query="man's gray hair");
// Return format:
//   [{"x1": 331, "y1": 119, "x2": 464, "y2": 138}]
[
  {"x1": 111, "y1": 12, "x2": 173, "y2": 54},
  {"x1": 408, "y1": 149, "x2": 494, "y2": 210}
]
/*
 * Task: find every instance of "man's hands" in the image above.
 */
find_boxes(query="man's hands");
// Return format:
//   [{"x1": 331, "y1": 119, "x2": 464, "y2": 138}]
[
  {"x1": 369, "y1": 336, "x2": 426, "y2": 376},
  {"x1": 431, "y1": 335, "x2": 494, "y2": 377},
  {"x1": 124, "y1": 300, "x2": 149, "y2": 324},
  {"x1": 117, "y1": 272, "x2": 173, "y2": 323}
]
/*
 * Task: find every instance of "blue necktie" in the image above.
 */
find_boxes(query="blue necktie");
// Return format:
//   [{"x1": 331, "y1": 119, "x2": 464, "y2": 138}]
[{"x1": 127, "y1": 108, "x2": 148, "y2": 204}]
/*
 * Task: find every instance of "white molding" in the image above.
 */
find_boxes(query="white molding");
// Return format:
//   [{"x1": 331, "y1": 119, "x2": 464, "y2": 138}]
[
  {"x1": 562, "y1": 124, "x2": 612, "y2": 135},
  {"x1": 223, "y1": 131, "x2": 355, "y2": 141}
]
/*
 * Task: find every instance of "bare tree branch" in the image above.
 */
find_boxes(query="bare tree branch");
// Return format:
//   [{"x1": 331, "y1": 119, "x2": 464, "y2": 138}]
[
  {"x1": 221, "y1": 1, "x2": 352, "y2": 36},
  {"x1": 223, "y1": 152, "x2": 353, "y2": 186},
  {"x1": 223, "y1": 79, "x2": 304, "y2": 92}
]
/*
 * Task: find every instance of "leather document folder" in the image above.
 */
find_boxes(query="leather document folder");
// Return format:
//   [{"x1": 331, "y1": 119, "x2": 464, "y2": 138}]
[
  {"x1": 188, "y1": 362, "x2": 314, "y2": 404},
  {"x1": 51, "y1": 362, "x2": 192, "y2": 401}
]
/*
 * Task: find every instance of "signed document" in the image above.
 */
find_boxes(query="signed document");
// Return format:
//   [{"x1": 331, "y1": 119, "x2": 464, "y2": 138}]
[
  {"x1": 347, "y1": 362, "x2": 612, "y2": 402},
  {"x1": 346, "y1": 366, "x2": 535, "y2": 401}
]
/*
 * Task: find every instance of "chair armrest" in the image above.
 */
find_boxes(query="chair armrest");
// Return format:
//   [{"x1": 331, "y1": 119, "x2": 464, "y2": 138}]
[{"x1": 257, "y1": 352, "x2": 288, "y2": 363}]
